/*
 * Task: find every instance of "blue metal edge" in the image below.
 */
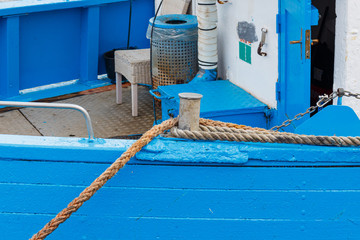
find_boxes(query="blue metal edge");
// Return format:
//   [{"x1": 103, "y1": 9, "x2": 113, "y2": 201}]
[
  {"x1": 0, "y1": 0, "x2": 128, "y2": 17},
  {"x1": 137, "y1": 137, "x2": 360, "y2": 166},
  {"x1": 0, "y1": 79, "x2": 111, "y2": 103},
  {"x1": 0, "y1": 134, "x2": 134, "y2": 163},
  {"x1": 2, "y1": 134, "x2": 360, "y2": 166}
]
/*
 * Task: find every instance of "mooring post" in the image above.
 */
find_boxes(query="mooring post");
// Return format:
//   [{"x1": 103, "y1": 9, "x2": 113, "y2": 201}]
[{"x1": 178, "y1": 92, "x2": 203, "y2": 131}]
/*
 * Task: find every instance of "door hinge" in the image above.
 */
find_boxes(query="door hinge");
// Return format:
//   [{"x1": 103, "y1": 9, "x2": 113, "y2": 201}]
[
  {"x1": 276, "y1": 14, "x2": 281, "y2": 34},
  {"x1": 276, "y1": 81, "x2": 281, "y2": 101}
]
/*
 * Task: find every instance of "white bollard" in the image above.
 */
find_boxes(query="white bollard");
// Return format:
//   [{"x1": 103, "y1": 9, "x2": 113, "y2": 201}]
[{"x1": 178, "y1": 93, "x2": 203, "y2": 131}]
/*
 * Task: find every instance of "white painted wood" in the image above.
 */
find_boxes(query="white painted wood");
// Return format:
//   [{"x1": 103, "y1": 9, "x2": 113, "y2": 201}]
[
  {"x1": 161, "y1": 0, "x2": 191, "y2": 15},
  {"x1": 334, "y1": 0, "x2": 360, "y2": 116},
  {"x1": 217, "y1": 0, "x2": 278, "y2": 108},
  {"x1": 131, "y1": 83, "x2": 138, "y2": 117},
  {"x1": 116, "y1": 73, "x2": 122, "y2": 104}
]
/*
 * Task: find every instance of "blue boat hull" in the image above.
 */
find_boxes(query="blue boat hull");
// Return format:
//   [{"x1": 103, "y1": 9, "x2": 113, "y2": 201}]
[{"x1": 1, "y1": 135, "x2": 360, "y2": 239}]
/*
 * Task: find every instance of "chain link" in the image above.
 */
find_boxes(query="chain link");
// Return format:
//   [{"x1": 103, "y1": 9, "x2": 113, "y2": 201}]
[
  {"x1": 270, "y1": 105, "x2": 319, "y2": 131},
  {"x1": 344, "y1": 90, "x2": 360, "y2": 99},
  {"x1": 271, "y1": 88, "x2": 360, "y2": 132}
]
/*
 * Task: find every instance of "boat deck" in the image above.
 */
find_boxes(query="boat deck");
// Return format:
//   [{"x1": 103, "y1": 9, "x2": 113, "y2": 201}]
[{"x1": 0, "y1": 83, "x2": 156, "y2": 139}]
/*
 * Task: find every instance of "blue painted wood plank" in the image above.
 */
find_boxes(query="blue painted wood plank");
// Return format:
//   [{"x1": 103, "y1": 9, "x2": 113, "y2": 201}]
[
  {"x1": 2, "y1": 134, "x2": 360, "y2": 166},
  {"x1": 1, "y1": 161, "x2": 360, "y2": 191},
  {"x1": 1, "y1": 180, "x2": 360, "y2": 220},
  {"x1": 2, "y1": 214, "x2": 360, "y2": 240}
]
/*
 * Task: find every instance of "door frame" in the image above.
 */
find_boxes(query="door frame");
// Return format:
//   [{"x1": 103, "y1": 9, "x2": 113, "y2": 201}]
[{"x1": 276, "y1": 0, "x2": 319, "y2": 131}]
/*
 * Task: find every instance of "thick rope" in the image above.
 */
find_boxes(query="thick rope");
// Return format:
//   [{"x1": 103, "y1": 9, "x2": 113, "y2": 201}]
[
  {"x1": 171, "y1": 119, "x2": 360, "y2": 147},
  {"x1": 30, "y1": 117, "x2": 360, "y2": 240},
  {"x1": 30, "y1": 118, "x2": 178, "y2": 240},
  {"x1": 199, "y1": 118, "x2": 267, "y2": 131}
]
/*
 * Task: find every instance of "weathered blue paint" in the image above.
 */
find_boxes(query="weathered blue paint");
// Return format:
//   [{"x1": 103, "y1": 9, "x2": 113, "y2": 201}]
[
  {"x1": 138, "y1": 136, "x2": 360, "y2": 166},
  {"x1": 277, "y1": 1, "x2": 319, "y2": 131},
  {"x1": 1, "y1": 134, "x2": 360, "y2": 239},
  {"x1": 0, "y1": 134, "x2": 133, "y2": 162},
  {"x1": 296, "y1": 105, "x2": 360, "y2": 136},
  {"x1": 158, "y1": 80, "x2": 271, "y2": 128},
  {"x1": 1, "y1": 142, "x2": 360, "y2": 239},
  {"x1": 0, "y1": 0, "x2": 153, "y2": 101},
  {"x1": 1, "y1": 1, "x2": 359, "y2": 239},
  {"x1": 1, "y1": 133, "x2": 360, "y2": 167}
]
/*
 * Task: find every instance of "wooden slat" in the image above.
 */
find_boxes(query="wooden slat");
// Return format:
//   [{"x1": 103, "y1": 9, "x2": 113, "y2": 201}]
[
  {"x1": 2, "y1": 159, "x2": 360, "y2": 239},
  {"x1": 2, "y1": 214, "x2": 360, "y2": 239},
  {"x1": 1, "y1": 160, "x2": 360, "y2": 190}
]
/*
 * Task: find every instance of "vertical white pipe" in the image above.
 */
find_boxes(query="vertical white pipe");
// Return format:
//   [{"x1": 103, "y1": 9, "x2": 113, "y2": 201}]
[{"x1": 197, "y1": 0, "x2": 218, "y2": 70}]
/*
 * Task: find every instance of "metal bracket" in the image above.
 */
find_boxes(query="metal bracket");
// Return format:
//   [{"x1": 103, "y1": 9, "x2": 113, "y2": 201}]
[
  {"x1": 257, "y1": 28, "x2": 268, "y2": 57},
  {"x1": 149, "y1": 89, "x2": 173, "y2": 100},
  {"x1": 305, "y1": 30, "x2": 311, "y2": 59}
]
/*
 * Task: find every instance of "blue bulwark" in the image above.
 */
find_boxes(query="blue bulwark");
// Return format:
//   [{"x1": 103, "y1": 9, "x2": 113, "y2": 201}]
[
  {"x1": 1, "y1": 134, "x2": 360, "y2": 239},
  {"x1": 158, "y1": 80, "x2": 270, "y2": 128},
  {"x1": 0, "y1": 0, "x2": 153, "y2": 101},
  {"x1": 296, "y1": 105, "x2": 360, "y2": 136}
]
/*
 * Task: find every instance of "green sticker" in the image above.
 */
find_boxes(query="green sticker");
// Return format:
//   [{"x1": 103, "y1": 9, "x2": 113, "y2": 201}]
[{"x1": 239, "y1": 41, "x2": 251, "y2": 64}]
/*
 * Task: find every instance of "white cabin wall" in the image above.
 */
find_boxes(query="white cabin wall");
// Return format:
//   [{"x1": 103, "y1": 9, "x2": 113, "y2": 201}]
[
  {"x1": 334, "y1": 0, "x2": 360, "y2": 116},
  {"x1": 154, "y1": 0, "x2": 278, "y2": 108},
  {"x1": 217, "y1": 1, "x2": 278, "y2": 108}
]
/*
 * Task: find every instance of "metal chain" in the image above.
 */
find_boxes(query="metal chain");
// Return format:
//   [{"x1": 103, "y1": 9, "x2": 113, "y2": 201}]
[
  {"x1": 271, "y1": 88, "x2": 360, "y2": 132},
  {"x1": 343, "y1": 90, "x2": 360, "y2": 99},
  {"x1": 270, "y1": 105, "x2": 319, "y2": 131},
  {"x1": 271, "y1": 89, "x2": 342, "y2": 131}
]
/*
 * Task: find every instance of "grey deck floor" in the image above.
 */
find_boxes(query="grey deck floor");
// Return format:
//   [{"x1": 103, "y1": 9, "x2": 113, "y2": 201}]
[{"x1": 0, "y1": 85, "x2": 157, "y2": 139}]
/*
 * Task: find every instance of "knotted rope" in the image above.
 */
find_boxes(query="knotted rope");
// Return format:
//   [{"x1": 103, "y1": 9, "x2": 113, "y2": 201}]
[
  {"x1": 30, "y1": 118, "x2": 178, "y2": 240},
  {"x1": 171, "y1": 119, "x2": 360, "y2": 147}
]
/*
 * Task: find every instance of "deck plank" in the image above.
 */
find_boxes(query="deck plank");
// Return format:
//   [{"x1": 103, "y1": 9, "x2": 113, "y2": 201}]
[
  {"x1": 17, "y1": 86, "x2": 155, "y2": 138},
  {"x1": 0, "y1": 110, "x2": 41, "y2": 136}
]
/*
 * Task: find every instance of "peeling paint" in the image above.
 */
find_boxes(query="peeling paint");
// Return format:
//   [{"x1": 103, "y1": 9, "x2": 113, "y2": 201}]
[{"x1": 237, "y1": 21, "x2": 258, "y2": 43}]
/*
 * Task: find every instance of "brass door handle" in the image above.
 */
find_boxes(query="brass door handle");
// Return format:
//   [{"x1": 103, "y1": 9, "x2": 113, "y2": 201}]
[
  {"x1": 289, "y1": 29, "x2": 317, "y2": 60},
  {"x1": 311, "y1": 39, "x2": 319, "y2": 45},
  {"x1": 289, "y1": 29, "x2": 303, "y2": 59},
  {"x1": 289, "y1": 28, "x2": 303, "y2": 45}
]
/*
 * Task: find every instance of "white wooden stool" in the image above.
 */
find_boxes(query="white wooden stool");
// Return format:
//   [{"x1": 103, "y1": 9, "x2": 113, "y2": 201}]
[{"x1": 115, "y1": 49, "x2": 151, "y2": 117}]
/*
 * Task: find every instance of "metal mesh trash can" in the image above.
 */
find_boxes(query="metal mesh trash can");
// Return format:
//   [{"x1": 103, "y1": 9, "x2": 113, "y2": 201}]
[{"x1": 147, "y1": 14, "x2": 198, "y2": 90}]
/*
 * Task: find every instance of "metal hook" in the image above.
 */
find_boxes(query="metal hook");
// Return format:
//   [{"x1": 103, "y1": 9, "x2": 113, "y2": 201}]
[{"x1": 257, "y1": 28, "x2": 268, "y2": 57}]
